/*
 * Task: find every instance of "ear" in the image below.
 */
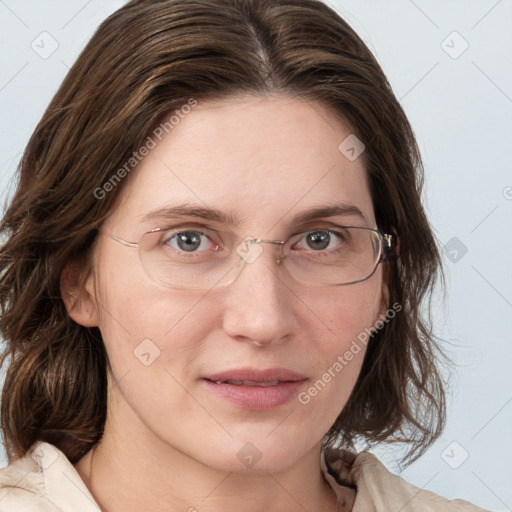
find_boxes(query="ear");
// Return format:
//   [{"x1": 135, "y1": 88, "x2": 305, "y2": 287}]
[
  {"x1": 378, "y1": 278, "x2": 390, "y2": 319},
  {"x1": 367, "y1": 286, "x2": 392, "y2": 338},
  {"x1": 60, "y1": 261, "x2": 99, "y2": 327},
  {"x1": 371, "y1": 254, "x2": 393, "y2": 334}
]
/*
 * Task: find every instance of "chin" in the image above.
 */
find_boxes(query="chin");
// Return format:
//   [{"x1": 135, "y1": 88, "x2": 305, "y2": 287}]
[{"x1": 196, "y1": 433, "x2": 316, "y2": 475}]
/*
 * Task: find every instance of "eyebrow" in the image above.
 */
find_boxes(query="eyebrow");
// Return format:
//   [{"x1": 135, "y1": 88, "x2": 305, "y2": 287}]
[{"x1": 140, "y1": 202, "x2": 369, "y2": 226}]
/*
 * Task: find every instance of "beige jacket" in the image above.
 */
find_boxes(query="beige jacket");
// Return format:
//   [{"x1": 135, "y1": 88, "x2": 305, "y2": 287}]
[{"x1": 0, "y1": 441, "x2": 489, "y2": 511}]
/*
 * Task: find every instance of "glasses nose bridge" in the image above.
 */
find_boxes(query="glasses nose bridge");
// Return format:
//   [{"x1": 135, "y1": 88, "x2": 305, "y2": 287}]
[
  {"x1": 248, "y1": 237, "x2": 285, "y2": 253},
  {"x1": 239, "y1": 238, "x2": 287, "y2": 268}
]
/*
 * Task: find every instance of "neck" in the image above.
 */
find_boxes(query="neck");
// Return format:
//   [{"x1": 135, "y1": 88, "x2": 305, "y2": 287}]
[
  {"x1": 73, "y1": 384, "x2": 353, "y2": 512},
  {"x1": 75, "y1": 435, "x2": 343, "y2": 512},
  {"x1": 75, "y1": 434, "x2": 351, "y2": 512}
]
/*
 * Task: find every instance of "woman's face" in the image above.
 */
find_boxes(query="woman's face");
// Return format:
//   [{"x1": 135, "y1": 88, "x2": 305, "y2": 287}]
[{"x1": 76, "y1": 94, "x2": 387, "y2": 473}]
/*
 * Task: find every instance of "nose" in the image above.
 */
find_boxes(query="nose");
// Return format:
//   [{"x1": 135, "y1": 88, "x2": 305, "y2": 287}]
[{"x1": 221, "y1": 242, "x2": 297, "y2": 347}]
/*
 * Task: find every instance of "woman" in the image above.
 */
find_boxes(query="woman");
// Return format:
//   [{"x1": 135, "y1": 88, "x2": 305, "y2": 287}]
[{"x1": 0, "y1": 0, "x2": 489, "y2": 510}]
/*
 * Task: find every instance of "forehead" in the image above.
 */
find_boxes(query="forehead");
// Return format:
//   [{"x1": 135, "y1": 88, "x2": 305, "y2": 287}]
[{"x1": 112, "y1": 94, "x2": 375, "y2": 233}]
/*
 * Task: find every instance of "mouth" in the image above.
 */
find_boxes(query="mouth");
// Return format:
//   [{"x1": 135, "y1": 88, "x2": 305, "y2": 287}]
[
  {"x1": 207, "y1": 379, "x2": 288, "y2": 387},
  {"x1": 202, "y1": 368, "x2": 307, "y2": 410}
]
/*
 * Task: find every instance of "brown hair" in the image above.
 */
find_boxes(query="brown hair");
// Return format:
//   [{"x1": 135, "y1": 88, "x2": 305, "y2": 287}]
[{"x1": 0, "y1": 0, "x2": 446, "y2": 465}]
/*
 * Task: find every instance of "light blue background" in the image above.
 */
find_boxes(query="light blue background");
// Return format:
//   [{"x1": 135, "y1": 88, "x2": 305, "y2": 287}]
[{"x1": 1, "y1": 1, "x2": 511, "y2": 510}]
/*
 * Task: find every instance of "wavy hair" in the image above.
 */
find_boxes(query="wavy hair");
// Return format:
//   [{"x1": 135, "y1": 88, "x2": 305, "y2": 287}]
[{"x1": 0, "y1": 0, "x2": 446, "y2": 465}]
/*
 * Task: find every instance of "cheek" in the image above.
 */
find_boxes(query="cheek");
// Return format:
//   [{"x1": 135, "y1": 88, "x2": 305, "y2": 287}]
[
  {"x1": 317, "y1": 268, "x2": 384, "y2": 345},
  {"x1": 296, "y1": 336, "x2": 369, "y2": 434},
  {"x1": 298, "y1": 271, "x2": 383, "y2": 409},
  {"x1": 93, "y1": 274, "x2": 219, "y2": 435},
  {"x1": 92, "y1": 250, "x2": 217, "y2": 377}
]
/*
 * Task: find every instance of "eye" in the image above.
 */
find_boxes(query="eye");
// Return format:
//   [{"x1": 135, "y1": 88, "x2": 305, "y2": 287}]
[
  {"x1": 163, "y1": 230, "x2": 219, "y2": 253},
  {"x1": 292, "y1": 229, "x2": 350, "y2": 254}
]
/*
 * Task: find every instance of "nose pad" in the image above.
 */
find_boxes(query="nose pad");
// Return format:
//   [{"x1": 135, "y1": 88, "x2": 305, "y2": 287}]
[
  {"x1": 235, "y1": 237, "x2": 286, "y2": 266},
  {"x1": 235, "y1": 237, "x2": 265, "y2": 265}
]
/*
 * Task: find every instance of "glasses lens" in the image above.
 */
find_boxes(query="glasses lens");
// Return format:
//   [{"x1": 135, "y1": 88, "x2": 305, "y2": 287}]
[
  {"x1": 137, "y1": 227, "x2": 382, "y2": 289},
  {"x1": 138, "y1": 229, "x2": 243, "y2": 289},
  {"x1": 283, "y1": 227, "x2": 381, "y2": 286}
]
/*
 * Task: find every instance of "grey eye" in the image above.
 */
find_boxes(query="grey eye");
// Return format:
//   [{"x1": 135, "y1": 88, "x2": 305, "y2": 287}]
[
  {"x1": 165, "y1": 231, "x2": 213, "y2": 253},
  {"x1": 295, "y1": 230, "x2": 344, "y2": 251},
  {"x1": 305, "y1": 231, "x2": 332, "y2": 250}
]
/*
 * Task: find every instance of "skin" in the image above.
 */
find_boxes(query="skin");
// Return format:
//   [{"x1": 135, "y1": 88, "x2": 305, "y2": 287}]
[{"x1": 64, "y1": 93, "x2": 389, "y2": 512}]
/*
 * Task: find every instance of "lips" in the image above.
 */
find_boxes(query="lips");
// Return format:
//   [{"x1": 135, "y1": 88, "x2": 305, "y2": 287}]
[
  {"x1": 211, "y1": 380, "x2": 282, "y2": 387},
  {"x1": 203, "y1": 368, "x2": 307, "y2": 409},
  {"x1": 205, "y1": 368, "x2": 306, "y2": 385}
]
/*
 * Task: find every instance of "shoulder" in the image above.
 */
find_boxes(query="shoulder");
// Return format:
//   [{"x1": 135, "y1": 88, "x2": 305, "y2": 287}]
[
  {"x1": 0, "y1": 441, "x2": 99, "y2": 512},
  {"x1": 323, "y1": 446, "x2": 491, "y2": 511},
  {"x1": 0, "y1": 443, "x2": 58, "y2": 511}
]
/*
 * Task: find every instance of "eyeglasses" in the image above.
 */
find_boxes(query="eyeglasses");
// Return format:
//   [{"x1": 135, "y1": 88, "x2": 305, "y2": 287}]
[{"x1": 104, "y1": 225, "x2": 396, "y2": 290}]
